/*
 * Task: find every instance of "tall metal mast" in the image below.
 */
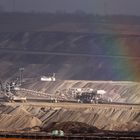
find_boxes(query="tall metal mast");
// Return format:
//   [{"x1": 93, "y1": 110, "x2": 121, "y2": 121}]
[{"x1": 19, "y1": 68, "x2": 24, "y2": 86}]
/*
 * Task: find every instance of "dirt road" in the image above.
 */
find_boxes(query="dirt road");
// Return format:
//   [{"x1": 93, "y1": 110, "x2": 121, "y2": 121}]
[{"x1": 3, "y1": 100, "x2": 140, "y2": 110}]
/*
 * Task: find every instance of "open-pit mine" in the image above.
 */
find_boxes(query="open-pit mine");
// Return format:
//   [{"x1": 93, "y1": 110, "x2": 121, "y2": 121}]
[{"x1": 0, "y1": 13, "x2": 140, "y2": 139}]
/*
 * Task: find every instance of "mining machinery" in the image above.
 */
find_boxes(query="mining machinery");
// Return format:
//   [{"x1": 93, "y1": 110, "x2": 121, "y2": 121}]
[
  {"x1": 76, "y1": 89, "x2": 111, "y2": 104},
  {"x1": 41, "y1": 73, "x2": 56, "y2": 82},
  {"x1": 0, "y1": 80, "x2": 26, "y2": 102}
]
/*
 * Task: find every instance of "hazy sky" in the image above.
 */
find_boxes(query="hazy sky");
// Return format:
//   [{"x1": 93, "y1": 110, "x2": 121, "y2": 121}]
[{"x1": 0, "y1": 0, "x2": 140, "y2": 15}]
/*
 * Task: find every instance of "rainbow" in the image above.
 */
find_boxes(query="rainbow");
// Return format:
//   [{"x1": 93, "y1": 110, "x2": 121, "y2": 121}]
[{"x1": 91, "y1": 26, "x2": 140, "y2": 81}]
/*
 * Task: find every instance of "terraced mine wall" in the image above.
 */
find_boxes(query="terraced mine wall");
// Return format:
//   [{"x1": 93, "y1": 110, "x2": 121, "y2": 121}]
[
  {"x1": 0, "y1": 13, "x2": 140, "y2": 104},
  {"x1": 16, "y1": 80, "x2": 140, "y2": 104},
  {"x1": 0, "y1": 31, "x2": 140, "y2": 81},
  {"x1": 0, "y1": 13, "x2": 139, "y2": 139},
  {"x1": 0, "y1": 104, "x2": 139, "y2": 132}
]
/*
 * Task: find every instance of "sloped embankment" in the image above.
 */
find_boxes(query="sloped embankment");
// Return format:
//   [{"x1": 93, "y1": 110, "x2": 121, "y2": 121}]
[
  {"x1": 21, "y1": 80, "x2": 140, "y2": 104},
  {"x1": 0, "y1": 104, "x2": 139, "y2": 132},
  {"x1": 0, "y1": 31, "x2": 140, "y2": 81},
  {"x1": 0, "y1": 27, "x2": 140, "y2": 104},
  {"x1": 0, "y1": 105, "x2": 42, "y2": 132},
  {"x1": 40, "y1": 105, "x2": 140, "y2": 132}
]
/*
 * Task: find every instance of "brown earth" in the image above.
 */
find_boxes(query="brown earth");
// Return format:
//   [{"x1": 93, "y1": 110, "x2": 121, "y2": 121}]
[
  {"x1": 0, "y1": 103, "x2": 139, "y2": 132},
  {"x1": 0, "y1": 14, "x2": 140, "y2": 104},
  {"x1": 0, "y1": 105, "x2": 41, "y2": 132},
  {"x1": 0, "y1": 13, "x2": 140, "y2": 134},
  {"x1": 23, "y1": 80, "x2": 140, "y2": 104},
  {"x1": 43, "y1": 121, "x2": 99, "y2": 134}
]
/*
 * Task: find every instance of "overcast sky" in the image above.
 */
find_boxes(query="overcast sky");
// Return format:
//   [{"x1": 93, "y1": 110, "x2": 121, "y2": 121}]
[{"x1": 0, "y1": 0, "x2": 140, "y2": 15}]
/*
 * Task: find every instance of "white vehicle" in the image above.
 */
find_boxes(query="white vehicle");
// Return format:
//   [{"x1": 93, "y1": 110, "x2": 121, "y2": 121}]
[
  {"x1": 41, "y1": 76, "x2": 55, "y2": 81},
  {"x1": 41, "y1": 73, "x2": 56, "y2": 82}
]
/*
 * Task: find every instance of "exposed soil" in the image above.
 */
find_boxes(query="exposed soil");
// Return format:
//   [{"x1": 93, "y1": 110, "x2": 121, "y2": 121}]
[
  {"x1": 0, "y1": 14, "x2": 140, "y2": 104},
  {"x1": 0, "y1": 13, "x2": 140, "y2": 134},
  {"x1": 43, "y1": 121, "x2": 99, "y2": 134},
  {"x1": 0, "y1": 105, "x2": 41, "y2": 132},
  {"x1": 0, "y1": 103, "x2": 139, "y2": 132}
]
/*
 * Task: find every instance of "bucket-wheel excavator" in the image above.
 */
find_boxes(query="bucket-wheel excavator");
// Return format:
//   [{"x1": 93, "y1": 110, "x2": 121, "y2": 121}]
[{"x1": 76, "y1": 89, "x2": 111, "y2": 104}]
